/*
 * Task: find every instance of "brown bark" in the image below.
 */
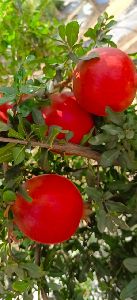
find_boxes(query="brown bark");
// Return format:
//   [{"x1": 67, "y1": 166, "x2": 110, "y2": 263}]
[{"x1": 0, "y1": 136, "x2": 101, "y2": 162}]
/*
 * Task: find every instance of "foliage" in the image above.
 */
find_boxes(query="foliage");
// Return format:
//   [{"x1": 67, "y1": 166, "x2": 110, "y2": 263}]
[
  {"x1": 0, "y1": 0, "x2": 62, "y2": 84},
  {"x1": 0, "y1": 2, "x2": 137, "y2": 300}
]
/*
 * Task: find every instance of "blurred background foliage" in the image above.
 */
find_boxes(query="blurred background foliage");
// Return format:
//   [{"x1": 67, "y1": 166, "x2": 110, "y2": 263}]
[{"x1": 0, "y1": 0, "x2": 64, "y2": 83}]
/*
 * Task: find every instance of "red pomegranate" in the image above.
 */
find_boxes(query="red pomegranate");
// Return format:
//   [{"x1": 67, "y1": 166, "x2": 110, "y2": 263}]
[
  {"x1": 41, "y1": 92, "x2": 94, "y2": 144},
  {"x1": 0, "y1": 93, "x2": 13, "y2": 123},
  {"x1": 12, "y1": 174, "x2": 84, "y2": 244},
  {"x1": 73, "y1": 47, "x2": 137, "y2": 116}
]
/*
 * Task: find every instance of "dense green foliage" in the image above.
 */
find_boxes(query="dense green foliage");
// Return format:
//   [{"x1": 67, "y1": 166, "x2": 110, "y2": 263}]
[{"x1": 0, "y1": 1, "x2": 137, "y2": 299}]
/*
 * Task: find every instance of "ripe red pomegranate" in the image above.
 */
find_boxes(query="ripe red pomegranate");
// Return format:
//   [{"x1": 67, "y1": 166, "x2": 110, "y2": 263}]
[
  {"x1": 41, "y1": 92, "x2": 94, "y2": 144},
  {"x1": 73, "y1": 47, "x2": 137, "y2": 116},
  {"x1": 12, "y1": 174, "x2": 84, "y2": 244},
  {"x1": 0, "y1": 93, "x2": 13, "y2": 123}
]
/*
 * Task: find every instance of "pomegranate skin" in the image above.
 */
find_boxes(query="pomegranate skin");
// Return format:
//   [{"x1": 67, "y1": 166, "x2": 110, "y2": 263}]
[
  {"x1": 12, "y1": 174, "x2": 84, "y2": 244},
  {"x1": 73, "y1": 47, "x2": 137, "y2": 116},
  {"x1": 41, "y1": 92, "x2": 94, "y2": 144}
]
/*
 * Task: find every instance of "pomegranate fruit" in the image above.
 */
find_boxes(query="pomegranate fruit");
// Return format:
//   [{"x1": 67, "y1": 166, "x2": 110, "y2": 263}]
[
  {"x1": 73, "y1": 47, "x2": 137, "y2": 116},
  {"x1": 0, "y1": 93, "x2": 13, "y2": 123},
  {"x1": 41, "y1": 92, "x2": 94, "y2": 144},
  {"x1": 12, "y1": 174, "x2": 84, "y2": 244}
]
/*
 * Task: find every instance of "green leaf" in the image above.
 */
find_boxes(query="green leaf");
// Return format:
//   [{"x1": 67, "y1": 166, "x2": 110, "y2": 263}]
[
  {"x1": 47, "y1": 125, "x2": 65, "y2": 146},
  {"x1": 0, "y1": 143, "x2": 14, "y2": 163},
  {"x1": 120, "y1": 150, "x2": 137, "y2": 170},
  {"x1": 58, "y1": 24, "x2": 66, "y2": 41},
  {"x1": 32, "y1": 108, "x2": 45, "y2": 125},
  {"x1": 109, "y1": 181, "x2": 133, "y2": 192},
  {"x1": 0, "y1": 86, "x2": 17, "y2": 95},
  {"x1": 5, "y1": 263, "x2": 24, "y2": 278},
  {"x1": 80, "y1": 128, "x2": 94, "y2": 145},
  {"x1": 112, "y1": 216, "x2": 129, "y2": 230},
  {"x1": 106, "y1": 201, "x2": 128, "y2": 213},
  {"x1": 96, "y1": 209, "x2": 107, "y2": 233},
  {"x1": 66, "y1": 21, "x2": 79, "y2": 47},
  {"x1": 21, "y1": 262, "x2": 45, "y2": 279},
  {"x1": 3, "y1": 190, "x2": 16, "y2": 202},
  {"x1": 0, "y1": 282, "x2": 4, "y2": 294},
  {"x1": 105, "y1": 107, "x2": 125, "y2": 125},
  {"x1": 48, "y1": 281, "x2": 61, "y2": 291},
  {"x1": 120, "y1": 278, "x2": 137, "y2": 299},
  {"x1": 31, "y1": 124, "x2": 47, "y2": 141},
  {"x1": 101, "y1": 124, "x2": 124, "y2": 136},
  {"x1": 0, "y1": 94, "x2": 15, "y2": 104},
  {"x1": 106, "y1": 20, "x2": 116, "y2": 29},
  {"x1": 0, "y1": 121, "x2": 10, "y2": 132},
  {"x1": 38, "y1": 149, "x2": 50, "y2": 171},
  {"x1": 103, "y1": 191, "x2": 113, "y2": 201},
  {"x1": 80, "y1": 52, "x2": 99, "y2": 61},
  {"x1": 65, "y1": 130, "x2": 74, "y2": 142},
  {"x1": 123, "y1": 258, "x2": 137, "y2": 273},
  {"x1": 126, "y1": 129, "x2": 134, "y2": 139},
  {"x1": 68, "y1": 52, "x2": 79, "y2": 63},
  {"x1": 12, "y1": 280, "x2": 30, "y2": 293},
  {"x1": 14, "y1": 65, "x2": 26, "y2": 86},
  {"x1": 18, "y1": 117, "x2": 26, "y2": 138},
  {"x1": 84, "y1": 28, "x2": 96, "y2": 39},
  {"x1": 20, "y1": 85, "x2": 38, "y2": 94},
  {"x1": 86, "y1": 187, "x2": 102, "y2": 202},
  {"x1": 12, "y1": 146, "x2": 25, "y2": 165},
  {"x1": 100, "y1": 149, "x2": 120, "y2": 167},
  {"x1": 18, "y1": 186, "x2": 32, "y2": 203},
  {"x1": 106, "y1": 215, "x2": 116, "y2": 233},
  {"x1": 26, "y1": 54, "x2": 36, "y2": 62},
  {"x1": 23, "y1": 293, "x2": 33, "y2": 300},
  {"x1": 89, "y1": 133, "x2": 109, "y2": 145},
  {"x1": 0, "y1": 143, "x2": 15, "y2": 155},
  {"x1": 8, "y1": 128, "x2": 24, "y2": 139}
]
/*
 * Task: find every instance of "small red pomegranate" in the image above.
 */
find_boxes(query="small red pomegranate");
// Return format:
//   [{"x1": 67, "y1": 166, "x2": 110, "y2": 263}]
[
  {"x1": 41, "y1": 92, "x2": 94, "y2": 144},
  {"x1": 12, "y1": 174, "x2": 84, "y2": 244},
  {"x1": 73, "y1": 47, "x2": 137, "y2": 116}
]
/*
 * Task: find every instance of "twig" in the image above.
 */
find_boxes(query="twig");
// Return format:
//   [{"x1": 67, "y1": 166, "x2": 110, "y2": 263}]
[
  {"x1": 34, "y1": 244, "x2": 41, "y2": 266},
  {"x1": 34, "y1": 244, "x2": 49, "y2": 300},
  {"x1": 96, "y1": 164, "x2": 100, "y2": 187},
  {"x1": 0, "y1": 136, "x2": 101, "y2": 162},
  {"x1": 41, "y1": 288, "x2": 49, "y2": 300},
  {"x1": 3, "y1": 162, "x2": 8, "y2": 176},
  {"x1": 53, "y1": 73, "x2": 73, "y2": 90}
]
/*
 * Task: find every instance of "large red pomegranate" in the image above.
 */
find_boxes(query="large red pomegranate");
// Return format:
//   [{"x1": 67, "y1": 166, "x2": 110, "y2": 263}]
[
  {"x1": 73, "y1": 47, "x2": 137, "y2": 116},
  {"x1": 41, "y1": 92, "x2": 94, "y2": 144},
  {"x1": 0, "y1": 93, "x2": 13, "y2": 123},
  {"x1": 12, "y1": 174, "x2": 84, "y2": 244}
]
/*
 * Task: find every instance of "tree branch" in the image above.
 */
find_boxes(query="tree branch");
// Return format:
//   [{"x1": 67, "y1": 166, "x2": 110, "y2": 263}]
[
  {"x1": 34, "y1": 244, "x2": 49, "y2": 300},
  {"x1": 0, "y1": 137, "x2": 101, "y2": 162},
  {"x1": 34, "y1": 244, "x2": 41, "y2": 266},
  {"x1": 41, "y1": 288, "x2": 49, "y2": 300}
]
